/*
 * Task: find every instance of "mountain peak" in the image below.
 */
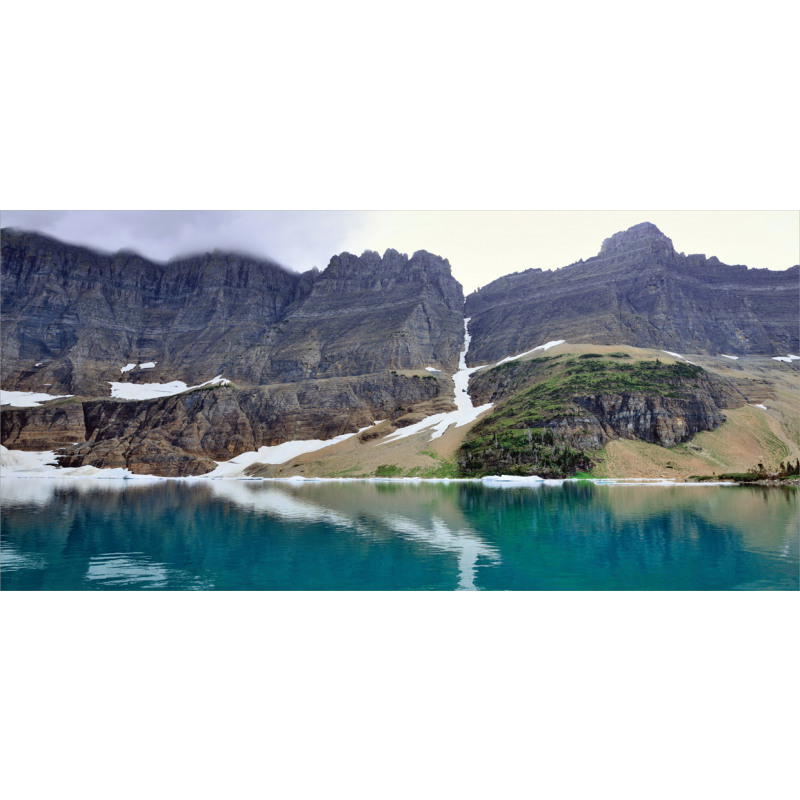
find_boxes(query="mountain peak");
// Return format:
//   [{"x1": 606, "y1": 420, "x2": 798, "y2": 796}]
[{"x1": 599, "y1": 222, "x2": 674, "y2": 255}]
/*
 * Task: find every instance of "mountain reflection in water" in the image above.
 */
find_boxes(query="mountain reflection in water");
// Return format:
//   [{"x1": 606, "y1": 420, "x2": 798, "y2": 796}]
[{"x1": 1, "y1": 478, "x2": 797, "y2": 590}]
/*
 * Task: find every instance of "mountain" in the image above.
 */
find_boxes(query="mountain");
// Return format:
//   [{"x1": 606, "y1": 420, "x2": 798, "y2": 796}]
[
  {"x1": 2, "y1": 222, "x2": 798, "y2": 479},
  {"x1": 225, "y1": 248, "x2": 464, "y2": 385},
  {"x1": 465, "y1": 222, "x2": 799, "y2": 365},
  {"x1": 0, "y1": 229, "x2": 311, "y2": 395},
  {"x1": 0, "y1": 230, "x2": 464, "y2": 395}
]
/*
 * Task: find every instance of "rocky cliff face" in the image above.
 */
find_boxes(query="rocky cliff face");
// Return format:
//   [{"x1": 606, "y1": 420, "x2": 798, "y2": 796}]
[
  {"x1": 1, "y1": 231, "x2": 465, "y2": 395},
  {"x1": 458, "y1": 352, "x2": 746, "y2": 477},
  {"x1": 1, "y1": 373, "x2": 448, "y2": 476},
  {"x1": 1, "y1": 230, "x2": 313, "y2": 395},
  {"x1": 2, "y1": 231, "x2": 465, "y2": 475},
  {"x1": 465, "y1": 222, "x2": 800, "y2": 365},
  {"x1": 569, "y1": 393, "x2": 727, "y2": 448},
  {"x1": 224, "y1": 249, "x2": 465, "y2": 384}
]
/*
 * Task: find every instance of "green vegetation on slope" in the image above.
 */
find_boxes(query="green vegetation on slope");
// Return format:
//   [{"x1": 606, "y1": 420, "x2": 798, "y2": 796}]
[
  {"x1": 458, "y1": 355, "x2": 712, "y2": 478},
  {"x1": 690, "y1": 459, "x2": 800, "y2": 483},
  {"x1": 375, "y1": 452, "x2": 459, "y2": 479}
]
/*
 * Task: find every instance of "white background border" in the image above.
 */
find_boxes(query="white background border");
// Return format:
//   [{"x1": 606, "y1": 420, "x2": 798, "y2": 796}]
[{"x1": 2, "y1": 2, "x2": 798, "y2": 798}]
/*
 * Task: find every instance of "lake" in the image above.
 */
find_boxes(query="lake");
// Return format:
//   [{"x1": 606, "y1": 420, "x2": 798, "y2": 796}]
[{"x1": 1, "y1": 478, "x2": 797, "y2": 590}]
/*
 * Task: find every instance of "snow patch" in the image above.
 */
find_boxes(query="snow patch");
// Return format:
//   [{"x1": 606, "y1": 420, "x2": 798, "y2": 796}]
[
  {"x1": 0, "y1": 445, "x2": 142, "y2": 479},
  {"x1": 108, "y1": 375, "x2": 230, "y2": 401},
  {"x1": 772, "y1": 354, "x2": 800, "y2": 363},
  {"x1": 720, "y1": 354, "x2": 739, "y2": 360},
  {"x1": 495, "y1": 340, "x2": 566, "y2": 366},
  {"x1": 139, "y1": 361, "x2": 157, "y2": 369},
  {"x1": 120, "y1": 363, "x2": 136, "y2": 373},
  {"x1": 205, "y1": 424, "x2": 376, "y2": 478},
  {"x1": 0, "y1": 390, "x2": 73, "y2": 407},
  {"x1": 424, "y1": 367, "x2": 441, "y2": 372},
  {"x1": 0, "y1": 446, "x2": 60, "y2": 472},
  {"x1": 753, "y1": 404, "x2": 768, "y2": 410},
  {"x1": 661, "y1": 350, "x2": 697, "y2": 366},
  {"x1": 381, "y1": 318, "x2": 493, "y2": 445}
]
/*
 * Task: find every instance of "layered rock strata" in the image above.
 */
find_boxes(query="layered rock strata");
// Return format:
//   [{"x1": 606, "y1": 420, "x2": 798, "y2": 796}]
[
  {"x1": 465, "y1": 222, "x2": 800, "y2": 365},
  {"x1": 1, "y1": 231, "x2": 465, "y2": 395},
  {"x1": 1, "y1": 374, "x2": 448, "y2": 476}
]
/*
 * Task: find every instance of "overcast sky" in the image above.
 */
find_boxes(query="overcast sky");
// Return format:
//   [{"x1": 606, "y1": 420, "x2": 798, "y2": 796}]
[{"x1": 2, "y1": 210, "x2": 797, "y2": 295}]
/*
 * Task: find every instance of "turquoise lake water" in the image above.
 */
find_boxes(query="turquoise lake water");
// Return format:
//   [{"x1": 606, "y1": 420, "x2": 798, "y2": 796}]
[{"x1": 1, "y1": 478, "x2": 797, "y2": 590}]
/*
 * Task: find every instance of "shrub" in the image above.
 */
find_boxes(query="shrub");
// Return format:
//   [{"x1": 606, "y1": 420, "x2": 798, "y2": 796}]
[{"x1": 375, "y1": 464, "x2": 403, "y2": 477}]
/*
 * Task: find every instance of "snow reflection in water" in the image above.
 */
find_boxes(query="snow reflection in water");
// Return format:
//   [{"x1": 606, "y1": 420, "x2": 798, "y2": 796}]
[
  {"x1": 2, "y1": 477, "x2": 796, "y2": 591},
  {"x1": 86, "y1": 553, "x2": 170, "y2": 588},
  {"x1": 205, "y1": 481, "x2": 501, "y2": 591}
]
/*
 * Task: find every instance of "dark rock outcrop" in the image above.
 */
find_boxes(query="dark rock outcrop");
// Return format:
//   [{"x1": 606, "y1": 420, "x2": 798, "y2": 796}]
[
  {"x1": 465, "y1": 222, "x2": 800, "y2": 365},
  {"x1": 0, "y1": 402, "x2": 86, "y2": 451},
  {"x1": 569, "y1": 393, "x2": 727, "y2": 448},
  {"x1": 2, "y1": 374, "x2": 447, "y2": 476}
]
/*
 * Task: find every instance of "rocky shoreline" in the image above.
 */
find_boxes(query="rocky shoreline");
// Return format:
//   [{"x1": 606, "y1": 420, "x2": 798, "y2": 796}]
[{"x1": 741, "y1": 478, "x2": 800, "y2": 487}]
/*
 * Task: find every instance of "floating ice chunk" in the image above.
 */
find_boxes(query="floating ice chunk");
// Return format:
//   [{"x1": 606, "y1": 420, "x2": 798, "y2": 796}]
[
  {"x1": 720, "y1": 355, "x2": 739, "y2": 360},
  {"x1": 139, "y1": 361, "x2": 157, "y2": 369},
  {"x1": 0, "y1": 390, "x2": 73, "y2": 407},
  {"x1": 108, "y1": 375, "x2": 230, "y2": 401},
  {"x1": 121, "y1": 363, "x2": 136, "y2": 373},
  {"x1": 93, "y1": 468, "x2": 137, "y2": 479},
  {"x1": 481, "y1": 475, "x2": 545, "y2": 486}
]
